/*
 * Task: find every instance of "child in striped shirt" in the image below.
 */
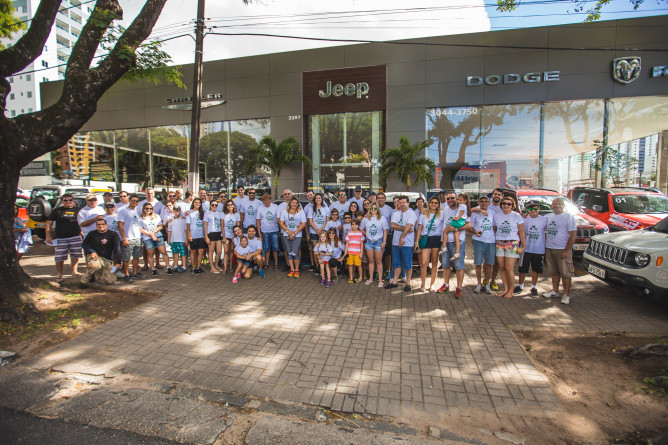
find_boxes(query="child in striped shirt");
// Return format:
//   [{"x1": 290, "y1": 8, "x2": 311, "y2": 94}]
[{"x1": 344, "y1": 219, "x2": 365, "y2": 283}]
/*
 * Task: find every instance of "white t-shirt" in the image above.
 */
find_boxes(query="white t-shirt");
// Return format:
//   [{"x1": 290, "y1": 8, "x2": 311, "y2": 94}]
[
  {"x1": 280, "y1": 210, "x2": 307, "y2": 237},
  {"x1": 187, "y1": 211, "x2": 205, "y2": 239},
  {"x1": 470, "y1": 211, "x2": 495, "y2": 243},
  {"x1": 545, "y1": 212, "x2": 577, "y2": 250},
  {"x1": 418, "y1": 211, "x2": 444, "y2": 237},
  {"x1": 138, "y1": 198, "x2": 164, "y2": 217},
  {"x1": 308, "y1": 206, "x2": 330, "y2": 234},
  {"x1": 240, "y1": 198, "x2": 261, "y2": 229},
  {"x1": 222, "y1": 213, "x2": 241, "y2": 238},
  {"x1": 234, "y1": 243, "x2": 254, "y2": 258},
  {"x1": 493, "y1": 211, "x2": 524, "y2": 242},
  {"x1": 325, "y1": 219, "x2": 342, "y2": 233},
  {"x1": 487, "y1": 203, "x2": 502, "y2": 217},
  {"x1": 523, "y1": 214, "x2": 548, "y2": 254},
  {"x1": 378, "y1": 205, "x2": 394, "y2": 229},
  {"x1": 350, "y1": 196, "x2": 365, "y2": 210},
  {"x1": 442, "y1": 205, "x2": 468, "y2": 242},
  {"x1": 391, "y1": 210, "x2": 418, "y2": 246},
  {"x1": 342, "y1": 222, "x2": 352, "y2": 241},
  {"x1": 204, "y1": 210, "x2": 221, "y2": 234},
  {"x1": 330, "y1": 240, "x2": 344, "y2": 259},
  {"x1": 177, "y1": 200, "x2": 192, "y2": 214},
  {"x1": 114, "y1": 201, "x2": 128, "y2": 211},
  {"x1": 360, "y1": 216, "x2": 388, "y2": 242},
  {"x1": 330, "y1": 200, "x2": 350, "y2": 216},
  {"x1": 256, "y1": 204, "x2": 280, "y2": 233},
  {"x1": 247, "y1": 237, "x2": 262, "y2": 253},
  {"x1": 314, "y1": 242, "x2": 334, "y2": 261},
  {"x1": 118, "y1": 206, "x2": 142, "y2": 240},
  {"x1": 139, "y1": 215, "x2": 163, "y2": 241},
  {"x1": 233, "y1": 196, "x2": 248, "y2": 213},
  {"x1": 103, "y1": 213, "x2": 120, "y2": 235},
  {"x1": 78, "y1": 205, "x2": 104, "y2": 236},
  {"x1": 168, "y1": 217, "x2": 186, "y2": 244}
]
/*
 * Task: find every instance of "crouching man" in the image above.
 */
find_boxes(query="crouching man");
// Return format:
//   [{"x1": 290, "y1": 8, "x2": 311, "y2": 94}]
[{"x1": 80, "y1": 219, "x2": 122, "y2": 289}]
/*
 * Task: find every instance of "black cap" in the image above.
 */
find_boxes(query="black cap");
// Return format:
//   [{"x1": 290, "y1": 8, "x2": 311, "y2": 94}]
[
  {"x1": 104, "y1": 202, "x2": 115, "y2": 208},
  {"x1": 355, "y1": 186, "x2": 362, "y2": 191},
  {"x1": 525, "y1": 200, "x2": 541, "y2": 209}
]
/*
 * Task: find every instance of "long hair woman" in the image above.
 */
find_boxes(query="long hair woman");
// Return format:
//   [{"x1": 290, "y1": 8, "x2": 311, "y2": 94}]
[
  {"x1": 187, "y1": 198, "x2": 206, "y2": 274},
  {"x1": 279, "y1": 197, "x2": 307, "y2": 278},
  {"x1": 416, "y1": 197, "x2": 443, "y2": 292},
  {"x1": 203, "y1": 200, "x2": 223, "y2": 273},
  {"x1": 493, "y1": 197, "x2": 525, "y2": 298},
  {"x1": 222, "y1": 199, "x2": 240, "y2": 273}
]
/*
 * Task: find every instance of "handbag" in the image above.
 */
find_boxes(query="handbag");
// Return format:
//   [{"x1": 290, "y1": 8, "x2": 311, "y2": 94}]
[{"x1": 418, "y1": 214, "x2": 436, "y2": 249}]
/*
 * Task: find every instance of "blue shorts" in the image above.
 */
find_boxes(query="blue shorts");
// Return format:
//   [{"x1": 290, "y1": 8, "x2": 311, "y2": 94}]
[
  {"x1": 391, "y1": 245, "x2": 413, "y2": 271},
  {"x1": 441, "y1": 241, "x2": 465, "y2": 271},
  {"x1": 241, "y1": 259, "x2": 252, "y2": 267},
  {"x1": 170, "y1": 242, "x2": 187, "y2": 257},
  {"x1": 144, "y1": 237, "x2": 165, "y2": 250},
  {"x1": 473, "y1": 240, "x2": 496, "y2": 266},
  {"x1": 262, "y1": 231, "x2": 280, "y2": 252},
  {"x1": 365, "y1": 239, "x2": 383, "y2": 251}
]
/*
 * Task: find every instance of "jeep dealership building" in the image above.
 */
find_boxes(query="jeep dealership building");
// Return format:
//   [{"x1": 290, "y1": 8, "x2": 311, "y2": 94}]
[{"x1": 41, "y1": 15, "x2": 668, "y2": 194}]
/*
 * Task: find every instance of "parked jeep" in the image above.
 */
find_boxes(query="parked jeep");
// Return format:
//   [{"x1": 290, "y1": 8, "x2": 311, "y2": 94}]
[{"x1": 582, "y1": 216, "x2": 668, "y2": 299}]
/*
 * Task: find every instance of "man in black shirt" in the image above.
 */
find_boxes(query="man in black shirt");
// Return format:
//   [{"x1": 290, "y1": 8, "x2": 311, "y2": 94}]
[
  {"x1": 80, "y1": 219, "x2": 121, "y2": 288},
  {"x1": 46, "y1": 193, "x2": 82, "y2": 283}
]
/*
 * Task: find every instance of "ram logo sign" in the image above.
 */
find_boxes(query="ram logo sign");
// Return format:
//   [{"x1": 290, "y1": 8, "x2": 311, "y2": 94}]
[{"x1": 612, "y1": 57, "x2": 641, "y2": 84}]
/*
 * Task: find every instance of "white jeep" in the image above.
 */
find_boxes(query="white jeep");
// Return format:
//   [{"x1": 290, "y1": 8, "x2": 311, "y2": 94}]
[{"x1": 583, "y1": 217, "x2": 668, "y2": 299}]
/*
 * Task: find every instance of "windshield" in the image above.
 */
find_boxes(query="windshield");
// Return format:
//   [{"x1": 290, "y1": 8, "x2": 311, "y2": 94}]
[
  {"x1": 517, "y1": 195, "x2": 581, "y2": 215},
  {"x1": 651, "y1": 217, "x2": 668, "y2": 233},
  {"x1": 612, "y1": 194, "x2": 668, "y2": 214}
]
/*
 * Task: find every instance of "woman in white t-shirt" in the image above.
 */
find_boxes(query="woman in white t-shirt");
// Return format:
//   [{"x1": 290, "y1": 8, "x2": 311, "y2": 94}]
[
  {"x1": 139, "y1": 202, "x2": 168, "y2": 276},
  {"x1": 279, "y1": 197, "x2": 307, "y2": 278},
  {"x1": 222, "y1": 199, "x2": 241, "y2": 274},
  {"x1": 360, "y1": 203, "x2": 388, "y2": 287},
  {"x1": 493, "y1": 197, "x2": 526, "y2": 298},
  {"x1": 186, "y1": 198, "x2": 206, "y2": 275},
  {"x1": 415, "y1": 197, "x2": 443, "y2": 292},
  {"x1": 203, "y1": 201, "x2": 223, "y2": 274}
]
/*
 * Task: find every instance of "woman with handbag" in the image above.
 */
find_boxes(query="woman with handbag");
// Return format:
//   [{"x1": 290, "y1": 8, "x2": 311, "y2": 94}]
[{"x1": 415, "y1": 197, "x2": 444, "y2": 292}]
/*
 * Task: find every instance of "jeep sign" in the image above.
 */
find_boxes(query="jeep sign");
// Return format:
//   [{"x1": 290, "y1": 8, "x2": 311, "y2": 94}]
[{"x1": 318, "y1": 81, "x2": 370, "y2": 99}]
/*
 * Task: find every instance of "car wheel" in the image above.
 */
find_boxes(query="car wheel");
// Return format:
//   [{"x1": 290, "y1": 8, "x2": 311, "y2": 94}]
[{"x1": 28, "y1": 198, "x2": 51, "y2": 223}]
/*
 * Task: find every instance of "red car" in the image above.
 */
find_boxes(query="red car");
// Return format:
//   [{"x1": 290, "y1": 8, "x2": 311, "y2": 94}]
[
  {"x1": 567, "y1": 187, "x2": 668, "y2": 232},
  {"x1": 516, "y1": 189, "x2": 609, "y2": 257}
]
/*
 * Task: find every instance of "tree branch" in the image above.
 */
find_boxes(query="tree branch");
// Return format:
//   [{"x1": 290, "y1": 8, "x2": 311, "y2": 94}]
[{"x1": 0, "y1": 0, "x2": 61, "y2": 77}]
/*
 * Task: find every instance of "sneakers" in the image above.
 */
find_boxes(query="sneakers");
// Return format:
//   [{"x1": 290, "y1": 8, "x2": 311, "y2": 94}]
[
  {"x1": 326, "y1": 280, "x2": 331, "y2": 288},
  {"x1": 489, "y1": 282, "x2": 499, "y2": 291},
  {"x1": 293, "y1": 271, "x2": 300, "y2": 278},
  {"x1": 403, "y1": 284, "x2": 412, "y2": 292},
  {"x1": 177, "y1": 267, "x2": 186, "y2": 273},
  {"x1": 484, "y1": 285, "x2": 492, "y2": 294},
  {"x1": 530, "y1": 288, "x2": 538, "y2": 297},
  {"x1": 560, "y1": 296, "x2": 570, "y2": 305},
  {"x1": 259, "y1": 269, "x2": 265, "y2": 278},
  {"x1": 513, "y1": 286, "x2": 522, "y2": 295},
  {"x1": 287, "y1": 270, "x2": 295, "y2": 277},
  {"x1": 110, "y1": 266, "x2": 118, "y2": 274},
  {"x1": 124, "y1": 275, "x2": 133, "y2": 283},
  {"x1": 152, "y1": 269, "x2": 158, "y2": 276},
  {"x1": 543, "y1": 290, "x2": 559, "y2": 298},
  {"x1": 133, "y1": 273, "x2": 143, "y2": 279},
  {"x1": 348, "y1": 279, "x2": 354, "y2": 284},
  {"x1": 166, "y1": 267, "x2": 173, "y2": 275},
  {"x1": 321, "y1": 278, "x2": 326, "y2": 285},
  {"x1": 455, "y1": 287, "x2": 462, "y2": 299},
  {"x1": 232, "y1": 276, "x2": 238, "y2": 283},
  {"x1": 384, "y1": 282, "x2": 398, "y2": 289},
  {"x1": 437, "y1": 284, "x2": 449, "y2": 294},
  {"x1": 474, "y1": 283, "x2": 483, "y2": 294}
]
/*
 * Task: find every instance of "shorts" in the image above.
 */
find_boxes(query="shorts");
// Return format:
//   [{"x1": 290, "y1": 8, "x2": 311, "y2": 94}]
[
  {"x1": 310, "y1": 233, "x2": 319, "y2": 242},
  {"x1": 319, "y1": 257, "x2": 331, "y2": 265},
  {"x1": 122, "y1": 238, "x2": 143, "y2": 262},
  {"x1": 55, "y1": 236, "x2": 84, "y2": 262},
  {"x1": 423, "y1": 235, "x2": 441, "y2": 249},
  {"x1": 441, "y1": 241, "x2": 465, "y2": 271},
  {"x1": 496, "y1": 240, "x2": 520, "y2": 258},
  {"x1": 262, "y1": 232, "x2": 280, "y2": 252},
  {"x1": 365, "y1": 239, "x2": 383, "y2": 251},
  {"x1": 241, "y1": 259, "x2": 252, "y2": 267},
  {"x1": 473, "y1": 240, "x2": 496, "y2": 266},
  {"x1": 545, "y1": 248, "x2": 574, "y2": 277},
  {"x1": 391, "y1": 245, "x2": 413, "y2": 271},
  {"x1": 207, "y1": 232, "x2": 222, "y2": 242},
  {"x1": 347, "y1": 254, "x2": 361, "y2": 266},
  {"x1": 170, "y1": 242, "x2": 187, "y2": 257},
  {"x1": 329, "y1": 258, "x2": 342, "y2": 269},
  {"x1": 519, "y1": 252, "x2": 545, "y2": 274},
  {"x1": 190, "y1": 237, "x2": 207, "y2": 250},
  {"x1": 144, "y1": 237, "x2": 165, "y2": 250}
]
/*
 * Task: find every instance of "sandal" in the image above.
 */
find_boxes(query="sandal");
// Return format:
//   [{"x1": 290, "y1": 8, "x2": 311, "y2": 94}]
[
  {"x1": 365, "y1": 279, "x2": 373, "y2": 286},
  {"x1": 55, "y1": 277, "x2": 64, "y2": 283},
  {"x1": 72, "y1": 272, "x2": 82, "y2": 277},
  {"x1": 419, "y1": 287, "x2": 426, "y2": 292},
  {"x1": 156, "y1": 264, "x2": 164, "y2": 269},
  {"x1": 378, "y1": 281, "x2": 384, "y2": 288},
  {"x1": 274, "y1": 265, "x2": 279, "y2": 271},
  {"x1": 141, "y1": 265, "x2": 149, "y2": 271}
]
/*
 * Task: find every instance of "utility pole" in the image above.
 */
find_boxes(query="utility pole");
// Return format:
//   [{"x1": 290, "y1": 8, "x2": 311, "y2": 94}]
[{"x1": 188, "y1": 0, "x2": 205, "y2": 193}]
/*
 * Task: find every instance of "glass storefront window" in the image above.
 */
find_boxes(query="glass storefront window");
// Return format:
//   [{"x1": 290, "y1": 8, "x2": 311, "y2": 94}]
[{"x1": 308, "y1": 111, "x2": 383, "y2": 192}]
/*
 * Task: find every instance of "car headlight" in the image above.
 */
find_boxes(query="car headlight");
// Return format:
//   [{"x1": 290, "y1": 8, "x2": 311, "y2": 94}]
[{"x1": 634, "y1": 253, "x2": 650, "y2": 267}]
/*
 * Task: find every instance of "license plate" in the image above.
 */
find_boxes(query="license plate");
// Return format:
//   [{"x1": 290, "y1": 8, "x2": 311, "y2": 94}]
[
  {"x1": 588, "y1": 264, "x2": 605, "y2": 279},
  {"x1": 572, "y1": 244, "x2": 588, "y2": 251}
]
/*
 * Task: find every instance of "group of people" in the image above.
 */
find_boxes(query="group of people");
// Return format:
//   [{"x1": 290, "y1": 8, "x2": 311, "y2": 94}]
[{"x1": 40, "y1": 185, "x2": 577, "y2": 304}]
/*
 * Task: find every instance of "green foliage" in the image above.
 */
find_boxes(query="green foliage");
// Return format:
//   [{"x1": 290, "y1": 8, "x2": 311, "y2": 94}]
[
  {"x1": 379, "y1": 137, "x2": 436, "y2": 191},
  {"x1": 200, "y1": 130, "x2": 257, "y2": 183},
  {"x1": 0, "y1": 0, "x2": 26, "y2": 50},
  {"x1": 496, "y1": 0, "x2": 657, "y2": 22},
  {"x1": 245, "y1": 136, "x2": 312, "y2": 197},
  {"x1": 592, "y1": 139, "x2": 639, "y2": 187},
  {"x1": 121, "y1": 40, "x2": 184, "y2": 88}
]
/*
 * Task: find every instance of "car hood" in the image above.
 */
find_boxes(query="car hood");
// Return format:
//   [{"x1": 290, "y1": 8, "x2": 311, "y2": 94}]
[
  {"x1": 592, "y1": 230, "x2": 668, "y2": 252},
  {"x1": 615, "y1": 212, "x2": 668, "y2": 227}
]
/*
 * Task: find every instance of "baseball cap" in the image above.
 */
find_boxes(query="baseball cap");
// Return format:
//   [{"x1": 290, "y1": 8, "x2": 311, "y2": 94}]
[
  {"x1": 86, "y1": 193, "x2": 97, "y2": 200},
  {"x1": 525, "y1": 200, "x2": 541, "y2": 209},
  {"x1": 354, "y1": 185, "x2": 362, "y2": 191},
  {"x1": 104, "y1": 202, "x2": 115, "y2": 208}
]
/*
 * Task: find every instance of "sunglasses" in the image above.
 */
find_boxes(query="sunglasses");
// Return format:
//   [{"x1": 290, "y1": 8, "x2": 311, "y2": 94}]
[
  {"x1": 87, "y1": 198, "x2": 97, "y2": 201},
  {"x1": 527, "y1": 206, "x2": 539, "y2": 211},
  {"x1": 501, "y1": 202, "x2": 513, "y2": 206},
  {"x1": 227, "y1": 203, "x2": 234, "y2": 207},
  {"x1": 63, "y1": 199, "x2": 73, "y2": 202},
  {"x1": 131, "y1": 199, "x2": 139, "y2": 202},
  {"x1": 248, "y1": 192, "x2": 256, "y2": 195},
  {"x1": 207, "y1": 194, "x2": 213, "y2": 196},
  {"x1": 446, "y1": 197, "x2": 456, "y2": 200}
]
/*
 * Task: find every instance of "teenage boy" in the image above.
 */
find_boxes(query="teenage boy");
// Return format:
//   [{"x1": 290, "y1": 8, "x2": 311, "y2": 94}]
[{"x1": 517, "y1": 200, "x2": 547, "y2": 296}]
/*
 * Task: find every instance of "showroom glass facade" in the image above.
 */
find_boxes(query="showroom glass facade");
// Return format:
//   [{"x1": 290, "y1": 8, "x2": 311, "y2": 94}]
[
  {"x1": 425, "y1": 95, "x2": 668, "y2": 195},
  {"x1": 66, "y1": 119, "x2": 269, "y2": 190}
]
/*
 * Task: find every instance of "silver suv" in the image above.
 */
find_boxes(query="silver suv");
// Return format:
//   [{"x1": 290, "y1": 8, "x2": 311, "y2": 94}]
[{"x1": 583, "y1": 217, "x2": 668, "y2": 299}]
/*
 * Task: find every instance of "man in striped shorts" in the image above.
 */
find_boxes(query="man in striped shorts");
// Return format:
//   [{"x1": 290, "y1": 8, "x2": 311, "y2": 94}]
[{"x1": 45, "y1": 193, "x2": 83, "y2": 283}]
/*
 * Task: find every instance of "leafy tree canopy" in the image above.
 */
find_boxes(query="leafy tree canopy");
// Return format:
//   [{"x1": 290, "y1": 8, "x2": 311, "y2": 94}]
[{"x1": 497, "y1": 0, "x2": 663, "y2": 23}]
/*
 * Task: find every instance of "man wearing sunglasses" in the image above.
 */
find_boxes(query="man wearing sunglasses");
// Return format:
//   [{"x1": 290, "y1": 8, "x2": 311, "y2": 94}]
[
  {"x1": 517, "y1": 200, "x2": 547, "y2": 297},
  {"x1": 46, "y1": 193, "x2": 83, "y2": 283},
  {"x1": 78, "y1": 194, "x2": 105, "y2": 238},
  {"x1": 439, "y1": 192, "x2": 471, "y2": 298},
  {"x1": 330, "y1": 189, "x2": 350, "y2": 216},
  {"x1": 117, "y1": 194, "x2": 144, "y2": 282},
  {"x1": 116, "y1": 191, "x2": 130, "y2": 210},
  {"x1": 240, "y1": 188, "x2": 260, "y2": 234}
]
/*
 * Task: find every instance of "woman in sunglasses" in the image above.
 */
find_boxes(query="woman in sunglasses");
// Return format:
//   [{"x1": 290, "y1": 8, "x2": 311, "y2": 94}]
[
  {"x1": 222, "y1": 199, "x2": 240, "y2": 274},
  {"x1": 186, "y1": 198, "x2": 206, "y2": 275},
  {"x1": 139, "y1": 202, "x2": 168, "y2": 276},
  {"x1": 203, "y1": 200, "x2": 223, "y2": 273},
  {"x1": 492, "y1": 198, "x2": 526, "y2": 298}
]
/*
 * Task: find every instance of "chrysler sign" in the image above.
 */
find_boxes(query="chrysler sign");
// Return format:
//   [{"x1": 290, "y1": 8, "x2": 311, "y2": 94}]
[{"x1": 466, "y1": 71, "x2": 560, "y2": 86}]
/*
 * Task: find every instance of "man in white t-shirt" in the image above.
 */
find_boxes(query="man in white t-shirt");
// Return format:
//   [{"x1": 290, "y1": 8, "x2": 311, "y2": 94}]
[
  {"x1": 467, "y1": 196, "x2": 495, "y2": 294},
  {"x1": 233, "y1": 185, "x2": 248, "y2": 212},
  {"x1": 438, "y1": 192, "x2": 471, "y2": 299},
  {"x1": 377, "y1": 192, "x2": 394, "y2": 278},
  {"x1": 330, "y1": 189, "x2": 350, "y2": 216},
  {"x1": 256, "y1": 193, "x2": 280, "y2": 269},
  {"x1": 517, "y1": 200, "x2": 547, "y2": 297},
  {"x1": 349, "y1": 186, "x2": 365, "y2": 209},
  {"x1": 240, "y1": 188, "x2": 261, "y2": 233},
  {"x1": 542, "y1": 198, "x2": 577, "y2": 304},
  {"x1": 199, "y1": 189, "x2": 211, "y2": 212},
  {"x1": 115, "y1": 191, "x2": 130, "y2": 210},
  {"x1": 385, "y1": 195, "x2": 417, "y2": 292},
  {"x1": 117, "y1": 195, "x2": 143, "y2": 282},
  {"x1": 78, "y1": 194, "x2": 105, "y2": 237}
]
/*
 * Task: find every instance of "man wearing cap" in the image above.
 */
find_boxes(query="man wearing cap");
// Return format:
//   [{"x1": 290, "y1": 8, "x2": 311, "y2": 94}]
[
  {"x1": 99, "y1": 191, "x2": 115, "y2": 209},
  {"x1": 542, "y1": 198, "x2": 577, "y2": 304},
  {"x1": 516, "y1": 200, "x2": 547, "y2": 296},
  {"x1": 80, "y1": 218, "x2": 121, "y2": 289},
  {"x1": 256, "y1": 193, "x2": 280, "y2": 269},
  {"x1": 78, "y1": 194, "x2": 105, "y2": 238},
  {"x1": 350, "y1": 186, "x2": 365, "y2": 209},
  {"x1": 103, "y1": 201, "x2": 120, "y2": 235}
]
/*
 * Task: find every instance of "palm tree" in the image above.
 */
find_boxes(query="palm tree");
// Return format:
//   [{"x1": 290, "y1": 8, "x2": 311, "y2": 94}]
[
  {"x1": 379, "y1": 137, "x2": 436, "y2": 191},
  {"x1": 245, "y1": 135, "x2": 312, "y2": 198}
]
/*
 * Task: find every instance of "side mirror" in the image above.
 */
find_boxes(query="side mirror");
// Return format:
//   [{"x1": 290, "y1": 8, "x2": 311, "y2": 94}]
[{"x1": 592, "y1": 205, "x2": 603, "y2": 212}]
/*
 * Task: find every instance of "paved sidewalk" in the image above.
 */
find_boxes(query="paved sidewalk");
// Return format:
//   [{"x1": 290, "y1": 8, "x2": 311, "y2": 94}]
[{"x1": 20, "y1": 242, "x2": 668, "y2": 422}]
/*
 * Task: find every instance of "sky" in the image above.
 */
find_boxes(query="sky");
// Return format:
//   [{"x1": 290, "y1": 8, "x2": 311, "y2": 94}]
[{"x1": 118, "y1": 0, "x2": 668, "y2": 65}]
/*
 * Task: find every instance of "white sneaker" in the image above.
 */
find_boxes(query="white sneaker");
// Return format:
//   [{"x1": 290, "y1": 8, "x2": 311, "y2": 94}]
[
  {"x1": 484, "y1": 285, "x2": 492, "y2": 294},
  {"x1": 474, "y1": 283, "x2": 482, "y2": 294},
  {"x1": 543, "y1": 290, "x2": 559, "y2": 298},
  {"x1": 560, "y1": 296, "x2": 570, "y2": 305}
]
